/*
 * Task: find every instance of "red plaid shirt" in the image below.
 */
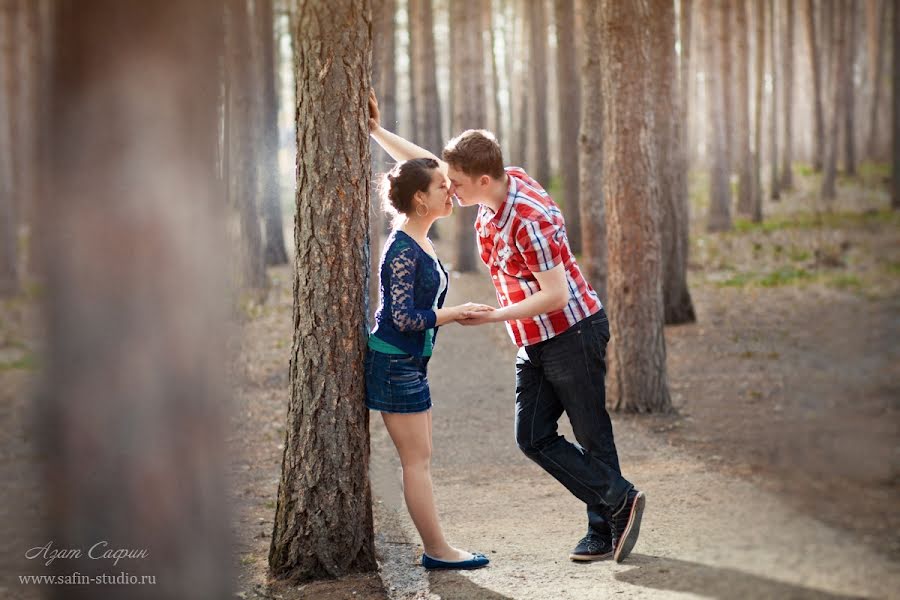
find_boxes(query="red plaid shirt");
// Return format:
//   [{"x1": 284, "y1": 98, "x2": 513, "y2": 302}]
[{"x1": 475, "y1": 167, "x2": 602, "y2": 347}]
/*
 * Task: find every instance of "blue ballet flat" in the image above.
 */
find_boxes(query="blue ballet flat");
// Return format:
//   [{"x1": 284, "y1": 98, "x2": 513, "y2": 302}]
[{"x1": 421, "y1": 552, "x2": 490, "y2": 570}]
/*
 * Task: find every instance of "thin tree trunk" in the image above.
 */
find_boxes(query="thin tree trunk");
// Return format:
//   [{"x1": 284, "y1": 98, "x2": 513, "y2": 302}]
[
  {"x1": 750, "y1": 0, "x2": 765, "y2": 221},
  {"x1": 705, "y1": 0, "x2": 732, "y2": 231},
  {"x1": 719, "y1": 0, "x2": 733, "y2": 172},
  {"x1": 409, "y1": 0, "x2": 443, "y2": 155},
  {"x1": 510, "y1": 1, "x2": 530, "y2": 166},
  {"x1": 483, "y1": 0, "x2": 503, "y2": 142},
  {"x1": 844, "y1": 0, "x2": 857, "y2": 175},
  {"x1": 555, "y1": 0, "x2": 581, "y2": 253},
  {"x1": 822, "y1": 0, "x2": 847, "y2": 200},
  {"x1": 769, "y1": 0, "x2": 780, "y2": 200},
  {"x1": 892, "y1": 0, "x2": 899, "y2": 209},
  {"x1": 654, "y1": 0, "x2": 695, "y2": 325},
  {"x1": 0, "y1": 0, "x2": 18, "y2": 296},
  {"x1": 680, "y1": 0, "x2": 693, "y2": 171},
  {"x1": 527, "y1": 0, "x2": 550, "y2": 184},
  {"x1": 372, "y1": 0, "x2": 396, "y2": 166},
  {"x1": 600, "y1": 0, "x2": 671, "y2": 414},
  {"x1": 41, "y1": 2, "x2": 232, "y2": 598},
  {"x1": 804, "y1": 0, "x2": 825, "y2": 171},
  {"x1": 865, "y1": 0, "x2": 888, "y2": 159},
  {"x1": 578, "y1": 0, "x2": 605, "y2": 299},
  {"x1": 781, "y1": 0, "x2": 795, "y2": 188},
  {"x1": 736, "y1": 1, "x2": 754, "y2": 216},
  {"x1": 260, "y1": 0, "x2": 288, "y2": 266},
  {"x1": 269, "y1": 0, "x2": 378, "y2": 582}
]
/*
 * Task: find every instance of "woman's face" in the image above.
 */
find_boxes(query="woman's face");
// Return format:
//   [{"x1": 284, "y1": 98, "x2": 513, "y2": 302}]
[{"x1": 416, "y1": 169, "x2": 453, "y2": 219}]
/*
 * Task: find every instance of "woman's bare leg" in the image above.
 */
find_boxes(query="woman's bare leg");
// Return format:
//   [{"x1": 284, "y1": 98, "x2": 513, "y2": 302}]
[{"x1": 382, "y1": 410, "x2": 471, "y2": 561}]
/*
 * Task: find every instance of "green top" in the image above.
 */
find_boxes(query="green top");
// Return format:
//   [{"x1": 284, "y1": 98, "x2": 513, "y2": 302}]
[{"x1": 368, "y1": 329, "x2": 434, "y2": 357}]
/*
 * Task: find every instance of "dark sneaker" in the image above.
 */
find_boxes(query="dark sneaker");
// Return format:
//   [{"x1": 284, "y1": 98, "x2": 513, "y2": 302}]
[
  {"x1": 610, "y1": 488, "x2": 645, "y2": 563},
  {"x1": 569, "y1": 533, "x2": 613, "y2": 561}
]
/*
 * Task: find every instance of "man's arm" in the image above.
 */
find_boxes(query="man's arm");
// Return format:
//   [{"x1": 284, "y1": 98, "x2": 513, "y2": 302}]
[
  {"x1": 368, "y1": 90, "x2": 449, "y2": 174},
  {"x1": 459, "y1": 263, "x2": 569, "y2": 325}
]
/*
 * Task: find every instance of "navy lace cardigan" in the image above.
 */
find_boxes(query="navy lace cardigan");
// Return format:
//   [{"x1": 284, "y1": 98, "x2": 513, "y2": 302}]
[{"x1": 370, "y1": 230, "x2": 449, "y2": 356}]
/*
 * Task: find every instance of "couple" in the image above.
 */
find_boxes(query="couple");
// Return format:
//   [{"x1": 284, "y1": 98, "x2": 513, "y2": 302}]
[{"x1": 364, "y1": 91, "x2": 644, "y2": 571}]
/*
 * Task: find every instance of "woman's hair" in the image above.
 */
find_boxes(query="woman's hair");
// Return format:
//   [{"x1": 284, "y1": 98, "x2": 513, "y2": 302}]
[{"x1": 379, "y1": 158, "x2": 439, "y2": 224}]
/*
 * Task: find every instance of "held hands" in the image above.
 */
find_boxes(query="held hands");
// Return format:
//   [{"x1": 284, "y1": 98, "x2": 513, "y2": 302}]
[
  {"x1": 455, "y1": 303, "x2": 498, "y2": 326},
  {"x1": 367, "y1": 89, "x2": 380, "y2": 132}
]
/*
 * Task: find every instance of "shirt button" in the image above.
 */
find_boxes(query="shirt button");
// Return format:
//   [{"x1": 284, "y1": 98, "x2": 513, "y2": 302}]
[{"x1": 492, "y1": 275, "x2": 498, "y2": 280}]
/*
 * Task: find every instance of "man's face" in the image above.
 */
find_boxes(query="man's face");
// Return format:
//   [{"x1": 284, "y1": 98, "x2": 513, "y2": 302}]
[{"x1": 447, "y1": 166, "x2": 483, "y2": 207}]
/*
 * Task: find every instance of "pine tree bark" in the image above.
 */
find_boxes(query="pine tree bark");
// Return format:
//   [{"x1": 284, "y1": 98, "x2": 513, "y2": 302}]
[
  {"x1": 780, "y1": 0, "x2": 795, "y2": 189},
  {"x1": 704, "y1": 0, "x2": 732, "y2": 231},
  {"x1": 736, "y1": 1, "x2": 754, "y2": 216},
  {"x1": 600, "y1": 0, "x2": 671, "y2": 414},
  {"x1": 41, "y1": 2, "x2": 232, "y2": 597},
  {"x1": 259, "y1": 0, "x2": 288, "y2": 266},
  {"x1": 769, "y1": 0, "x2": 780, "y2": 200},
  {"x1": 527, "y1": 0, "x2": 550, "y2": 185},
  {"x1": 449, "y1": 0, "x2": 485, "y2": 273},
  {"x1": 578, "y1": 0, "x2": 605, "y2": 300},
  {"x1": 822, "y1": 0, "x2": 847, "y2": 200},
  {"x1": 843, "y1": 0, "x2": 857, "y2": 176},
  {"x1": 804, "y1": 0, "x2": 826, "y2": 171},
  {"x1": 865, "y1": 0, "x2": 888, "y2": 159},
  {"x1": 555, "y1": 0, "x2": 581, "y2": 254},
  {"x1": 652, "y1": 0, "x2": 695, "y2": 325},
  {"x1": 227, "y1": 0, "x2": 268, "y2": 293},
  {"x1": 892, "y1": 0, "x2": 899, "y2": 209},
  {"x1": 269, "y1": 0, "x2": 377, "y2": 582},
  {"x1": 409, "y1": 0, "x2": 443, "y2": 155}
]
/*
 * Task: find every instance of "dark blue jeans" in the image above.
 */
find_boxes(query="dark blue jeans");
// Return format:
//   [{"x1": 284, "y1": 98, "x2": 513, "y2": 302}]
[{"x1": 514, "y1": 309, "x2": 631, "y2": 538}]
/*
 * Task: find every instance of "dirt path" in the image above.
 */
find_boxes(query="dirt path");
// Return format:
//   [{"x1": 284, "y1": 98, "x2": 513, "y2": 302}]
[{"x1": 367, "y1": 269, "x2": 900, "y2": 600}]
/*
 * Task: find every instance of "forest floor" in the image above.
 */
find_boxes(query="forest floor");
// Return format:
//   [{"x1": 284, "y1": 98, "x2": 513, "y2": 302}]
[{"x1": 1, "y1": 168, "x2": 898, "y2": 599}]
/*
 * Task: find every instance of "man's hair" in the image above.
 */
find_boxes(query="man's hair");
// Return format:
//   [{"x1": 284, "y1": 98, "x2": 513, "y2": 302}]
[{"x1": 442, "y1": 129, "x2": 505, "y2": 179}]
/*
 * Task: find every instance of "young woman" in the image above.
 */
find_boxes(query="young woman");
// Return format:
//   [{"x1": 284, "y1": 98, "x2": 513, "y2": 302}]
[{"x1": 366, "y1": 155, "x2": 493, "y2": 570}]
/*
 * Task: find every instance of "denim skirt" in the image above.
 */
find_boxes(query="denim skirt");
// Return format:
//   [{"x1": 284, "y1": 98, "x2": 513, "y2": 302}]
[{"x1": 364, "y1": 348, "x2": 432, "y2": 413}]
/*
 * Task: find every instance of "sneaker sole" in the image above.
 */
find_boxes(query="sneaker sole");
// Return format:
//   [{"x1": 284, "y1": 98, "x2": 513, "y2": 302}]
[
  {"x1": 568, "y1": 551, "x2": 613, "y2": 562},
  {"x1": 614, "y1": 491, "x2": 645, "y2": 563}
]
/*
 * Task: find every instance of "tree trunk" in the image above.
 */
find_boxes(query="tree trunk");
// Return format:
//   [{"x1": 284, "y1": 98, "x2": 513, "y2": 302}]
[
  {"x1": 780, "y1": 0, "x2": 795, "y2": 189},
  {"x1": 449, "y1": 0, "x2": 485, "y2": 273},
  {"x1": 269, "y1": 0, "x2": 377, "y2": 582},
  {"x1": 227, "y1": 0, "x2": 267, "y2": 293},
  {"x1": 844, "y1": 0, "x2": 857, "y2": 176},
  {"x1": 372, "y1": 0, "x2": 396, "y2": 166},
  {"x1": 769, "y1": 0, "x2": 780, "y2": 200},
  {"x1": 483, "y1": 0, "x2": 503, "y2": 142},
  {"x1": 748, "y1": 0, "x2": 765, "y2": 221},
  {"x1": 600, "y1": 0, "x2": 671, "y2": 414},
  {"x1": 651, "y1": 0, "x2": 695, "y2": 325},
  {"x1": 865, "y1": 0, "x2": 888, "y2": 159},
  {"x1": 409, "y1": 0, "x2": 443, "y2": 155},
  {"x1": 822, "y1": 0, "x2": 847, "y2": 200},
  {"x1": 41, "y1": 2, "x2": 232, "y2": 598},
  {"x1": 578, "y1": 0, "x2": 605, "y2": 300},
  {"x1": 804, "y1": 0, "x2": 825, "y2": 171},
  {"x1": 719, "y1": 0, "x2": 733, "y2": 172},
  {"x1": 527, "y1": 0, "x2": 550, "y2": 185},
  {"x1": 555, "y1": 0, "x2": 581, "y2": 253},
  {"x1": 259, "y1": 0, "x2": 288, "y2": 266},
  {"x1": 704, "y1": 0, "x2": 732, "y2": 231},
  {"x1": 509, "y1": 1, "x2": 530, "y2": 166},
  {"x1": 0, "y1": 0, "x2": 18, "y2": 296},
  {"x1": 892, "y1": 0, "x2": 899, "y2": 209},
  {"x1": 680, "y1": 0, "x2": 694, "y2": 171},
  {"x1": 736, "y1": 1, "x2": 754, "y2": 216}
]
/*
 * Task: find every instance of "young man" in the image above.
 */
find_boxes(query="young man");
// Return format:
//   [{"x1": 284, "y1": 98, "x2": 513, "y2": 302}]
[{"x1": 368, "y1": 92, "x2": 644, "y2": 563}]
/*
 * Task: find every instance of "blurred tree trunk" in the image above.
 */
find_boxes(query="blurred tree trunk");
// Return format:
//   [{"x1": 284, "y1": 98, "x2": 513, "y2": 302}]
[
  {"x1": 719, "y1": 0, "x2": 733, "y2": 172},
  {"x1": 0, "y1": 0, "x2": 19, "y2": 296},
  {"x1": 483, "y1": 0, "x2": 503, "y2": 142},
  {"x1": 769, "y1": 0, "x2": 780, "y2": 200},
  {"x1": 680, "y1": 0, "x2": 693, "y2": 171},
  {"x1": 227, "y1": 0, "x2": 267, "y2": 293},
  {"x1": 865, "y1": 0, "x2": 887, "y2": 159},
  {"x1": 41, "y1": 2, "x2": 232, "y2": 598},
  {"x1": 843, "y1": 0, "x2": 857, "y2": 176},
  {"x1": 804, "y1": 0, "x2": 825, "y2": 171},
  {"x1": 555, "y1": 0, "x2": 581, "y2": 253},
  {"x1": 409, "y1": 0, "x2": 443, "y2": 155},
  {"x1": 449, "y1": 0, "x2": 485, "y2": 273},
  {"x1": 509, "y1": 1, "x2": 530, "y2": 166},
  {"x1": 704, "y1": 0, "x2": 732, "y2": 231},
  {"x1": 600, "y1": 0, "x2": 671, "y2": 414},
  {"x1": 780, "y1": 0, "x2": 795, "y2": 189},
  {"x1": 259, "y1": 0, "x2": 288, "y2": 266},
  {"x1": 372, "y1": 0, "x2": 396, "y2": 165},
  {"x1": 749, "y1": 0, "x2": 765, "y2": 221},
  {"x1": 578, "y1": 0, "x2": 605, "y2": 299},
  {"x1": 892, "y1": 0, "x2": 899, "y2": 209},
  {"x1": 269, "y1": 0, "x2": 377, "y2": 582},
  {"x1": 736, "y1": 1, "x2": 754, "y2": 216},
  {"x1": 652, "y1": 0, "x2": 695, "y2": 325},
  {"x1": 822, "y1": 0, "x2": 847, "y2": 200},
  {"x1": 527, "y1": 0, "x2": 550, "y2": 184}
]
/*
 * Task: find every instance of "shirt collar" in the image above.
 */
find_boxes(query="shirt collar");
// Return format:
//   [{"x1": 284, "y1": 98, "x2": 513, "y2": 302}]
[{"x1": 478, "y1": 173, "x2": 517, "y2": 231}]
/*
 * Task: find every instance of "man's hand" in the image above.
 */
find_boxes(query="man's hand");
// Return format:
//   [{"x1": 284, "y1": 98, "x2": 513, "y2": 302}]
[
  {"x1": 458, "y1": 306, "x2": 502, "y2": 326},
  {"x1": 368, "y1": 89, "x2": 380, "y2": 132}
]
